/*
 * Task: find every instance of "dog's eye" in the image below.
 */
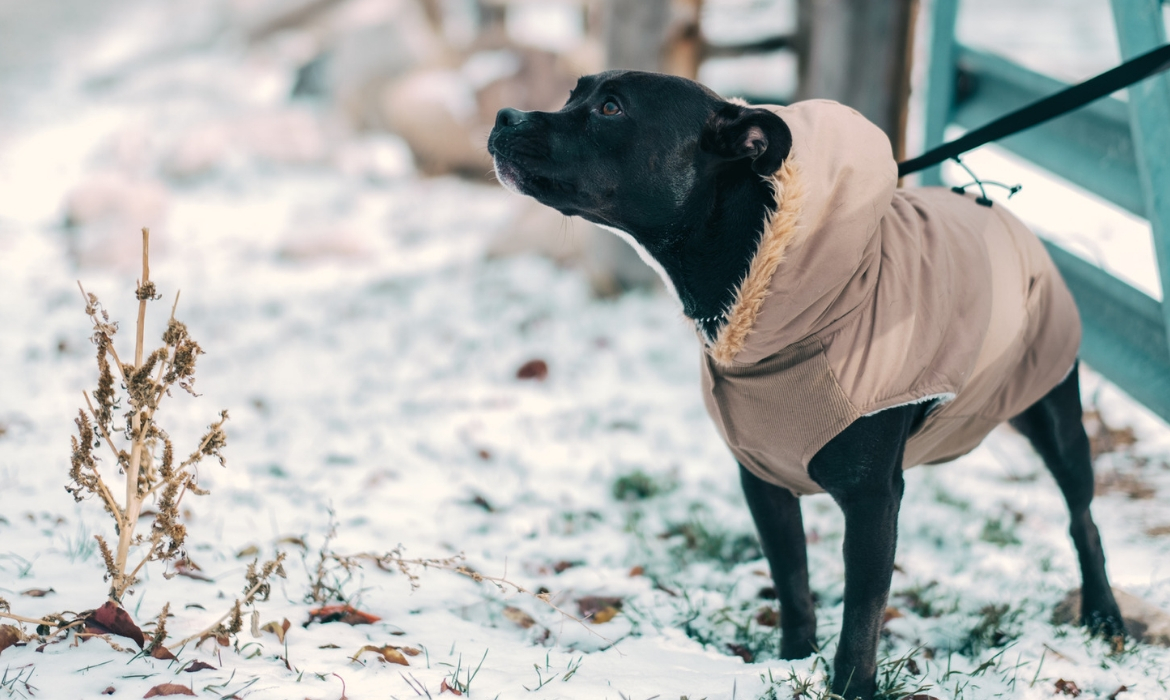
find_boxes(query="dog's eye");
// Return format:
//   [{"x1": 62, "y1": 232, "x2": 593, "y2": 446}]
[{"x1": 600, "y1": 101, "x2": 621, "y2": 116}]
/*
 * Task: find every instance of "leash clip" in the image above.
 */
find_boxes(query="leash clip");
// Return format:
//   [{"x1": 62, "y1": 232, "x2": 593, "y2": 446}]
[{"x1": 948, "y1": 156, "x2": 1022, "y2": 207}]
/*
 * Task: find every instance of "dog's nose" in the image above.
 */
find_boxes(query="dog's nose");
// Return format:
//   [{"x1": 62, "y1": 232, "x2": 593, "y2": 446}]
[{"x1": 495, "y1": 107, "x2": 530, "y2": 129}]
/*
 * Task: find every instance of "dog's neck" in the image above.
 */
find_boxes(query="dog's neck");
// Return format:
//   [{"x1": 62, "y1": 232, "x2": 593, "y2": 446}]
[{"x1": 603, "y1": 166, "x2": 775, "y2": 342}]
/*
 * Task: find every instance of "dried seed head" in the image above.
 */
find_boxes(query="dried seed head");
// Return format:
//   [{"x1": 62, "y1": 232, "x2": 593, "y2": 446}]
[
  {"x1": 224, "y1": 601, "x2": 242, "y2": 635},
  {"x1": 96, "y1": 535, "x2": 117, "y2": 581},
  {"x1": 150, "y1": 602, "x2": 170, "y2": 648},
  {"x1": 136, "y1": 280, "x2": 159, "y2": 302}
]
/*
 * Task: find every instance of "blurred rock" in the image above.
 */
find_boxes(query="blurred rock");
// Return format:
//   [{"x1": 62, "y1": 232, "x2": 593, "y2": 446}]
[
  {"x1": 379, "y1": 48, "x2": 581, "y2": 177},
  {"x1": 1053, "y1": 588, "x2": 1170, "y2": 646}
]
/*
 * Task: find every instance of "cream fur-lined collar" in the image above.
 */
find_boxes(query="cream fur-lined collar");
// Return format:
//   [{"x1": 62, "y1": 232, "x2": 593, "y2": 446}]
[{"x1": 705, "y1": 158, "x2": 804, "y2": 365}]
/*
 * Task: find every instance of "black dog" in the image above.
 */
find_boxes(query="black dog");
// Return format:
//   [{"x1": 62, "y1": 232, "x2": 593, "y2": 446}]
[{"x1": 487, "y1": 70, "x2": 1124, "y2": 699}]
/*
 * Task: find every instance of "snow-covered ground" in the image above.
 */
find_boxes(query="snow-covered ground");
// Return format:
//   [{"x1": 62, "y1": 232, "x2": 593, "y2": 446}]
[{"x1": 2, "y1": 1, "x2": 1170, "y2": 699}]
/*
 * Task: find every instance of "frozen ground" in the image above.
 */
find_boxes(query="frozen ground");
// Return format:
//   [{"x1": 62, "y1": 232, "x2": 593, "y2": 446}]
[{"x1": 2, "y1": 1, "x2": 1170, "y2": 699}]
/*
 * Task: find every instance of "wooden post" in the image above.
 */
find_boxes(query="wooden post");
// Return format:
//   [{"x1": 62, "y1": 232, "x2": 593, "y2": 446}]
[
  {"x1": 589, "y1": 0, "x2": 704, "y2": 294},
  {"x1": 796, "y1": 0, "x2": 918, "y2": 159}
]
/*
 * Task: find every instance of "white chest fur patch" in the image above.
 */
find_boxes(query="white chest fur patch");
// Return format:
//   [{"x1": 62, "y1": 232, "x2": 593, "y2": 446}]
[{"x1": 598, "y1": 224, "x2": 681, "y2": 304}]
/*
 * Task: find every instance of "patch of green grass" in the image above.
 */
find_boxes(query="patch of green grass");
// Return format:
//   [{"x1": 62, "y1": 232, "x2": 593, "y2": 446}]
[
  {"x1": 979, "y1": 518, "x2": 1021, "y2": 547},
  {"x1": 956, "y1": 603, "x2": 1022, "y2": 656},
  {"x1": 612, "y1": 470, "x2": 664, "y2": 501},
  {"x1": 663, "y1": 517, "x2": 761, "y2": 571}
]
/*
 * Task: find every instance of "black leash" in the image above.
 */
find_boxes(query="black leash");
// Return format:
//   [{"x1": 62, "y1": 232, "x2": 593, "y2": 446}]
[{"x1": 898, "y1": 43, "x2": 1170, "y2": 178}]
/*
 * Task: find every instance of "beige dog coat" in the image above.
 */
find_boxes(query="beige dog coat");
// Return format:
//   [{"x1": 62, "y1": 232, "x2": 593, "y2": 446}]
[{"x1": 699, "y1": 99, "x2": 1080, "y2": 495}]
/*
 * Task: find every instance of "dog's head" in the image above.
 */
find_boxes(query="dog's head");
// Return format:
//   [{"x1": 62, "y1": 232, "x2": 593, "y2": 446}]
[{"x1": 486, "y1": 71, "x2": 792, "y2": 248}]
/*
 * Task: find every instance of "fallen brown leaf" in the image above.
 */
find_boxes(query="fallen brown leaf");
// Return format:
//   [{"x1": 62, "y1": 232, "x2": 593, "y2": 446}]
[
  {"x1": 149, "y1": 645, "x2": 177, "y2": 661},
  {"x1": 1107, "y1": 685, "x2": 1129, "y2": 700},
  {"x1": 351, "y1": 644, "x2": 409, "y2": 666},
  {"x1": 516, "y1": 359, "x2": 548, "y2": 381},
  {"x1": 628, "y1": 565, "x2": 645, "y2": 577},
  {"x1": 173, "y1": 558, "x2": 213, "y2": 583},
  {"x1": 236, "y1": 545, "x2": 260, "y2": 559},
  {"x1": 502, "y1": 606, "x2": 536, "y2": 629},
  {"x1": 755, "y1": 606, "x2": 780, "y2": 627},
  {"x1": 0, "y1": 625, "x2": 25, "y2": 655},
  {"x1": 261, "y1": 618, "x2": 291, "y2": 643},
  {"x1": 578, "y1": 596, "x2": 622, "y2": 624},
  {"x1": 440, "y1": 678, "x2": 463, "y2": 695},
  {"x1": 143, "y1": 683, "x2": 196, "y2": 697},
  {"x1": 726, "y1": 642, "x2": 752, "y2": 663},
  {"x1": 1055, "y1": 679, "x2": 1082, "y2": 697},
  {"x1": 883, "y1": 606, "x2": 904, "y2": 624},
  {"x1": 184, "y1": 660, "x2": 216, "y2": 673},
  {"x1": 102, "y1": 687, "x2": 115, "y2": 695},
  {"x1": 306, "y1": 605, "x2": 381, "y2": 626},
  {"x1": 19, "y1": 588, "x2": 54, "y2": 598},
  {"x1": 87, "y1": 601, "x2": 145, "y2": 649}
]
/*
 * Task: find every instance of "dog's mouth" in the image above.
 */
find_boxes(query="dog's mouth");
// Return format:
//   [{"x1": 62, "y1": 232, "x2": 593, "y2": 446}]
[
  {"x1": 491, "y1": 155, "x2": 528, "y2": 196},
  {"x1": 490, "y1": 153, "x2": 583, "y2": 213}
]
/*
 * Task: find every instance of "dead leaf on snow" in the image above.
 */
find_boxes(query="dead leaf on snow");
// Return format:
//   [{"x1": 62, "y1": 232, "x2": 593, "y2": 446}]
[
  {"x1": 351, "y1": 644, "x2": 409, "y2": 666},
  {"x1": 1145, "y1": 525, "x2": 1170, "y2": 537},
  {"x1": 577, "y1": 596, "x2": 622, "y2": 624},
  {"x1": 143, "y1": 683, "x2": 196, "y2": 697},
  {"x1": 1107, "y1": 685, "x2": 1129, "y2": 700},
  {"x1": 726, "y1": 642, "x2": 752, "y2": 662},
  {"x1": 306, "y1": 605, "x2": 381, "y2": 626},
  {"x1": 440, "y1": 678, "x2": 463, "y2": 695},
  {"x1": 172, "y1": 558, "x2": 213, "y2": 582},
  {"x1": 184, "y1": 660, "x2": 216, "y2": 672},
  {"x1": 236, "y1": 545, "x2": 260, "y2": 559},
  {"x1": 102, "y1": 687, "x2": 115, "y2": 695},
  {"x1": 755, "y1": 606, "x2": 779, "y2": 627},
  {"x1": 149, "y1": 644, "x2": 177, "y2": 660},
  {"x1": 86, "y1": 601, "x2": 145, "y2": 649},
  {"x1": 20, "y1": 588, "x2": 54, "y2": 597},
  {"x1": 0, "y1": 625, "x2": 26, "y2": 655},
  {"x1": 262, "y1": 618, "x2": 291, "y2": 642},
  {"x1": 1055, "y1": 678, "x2": 1082, "y2": 696},
  {"x1": 276, "y1": 536, "x2": 308, "y2": 550},
  {"x1": 502, "y1": 606, "x2": 536, "y2": 629},
  {"x1": 516, "y1": 359, "x2": 548, "y2": 381}
]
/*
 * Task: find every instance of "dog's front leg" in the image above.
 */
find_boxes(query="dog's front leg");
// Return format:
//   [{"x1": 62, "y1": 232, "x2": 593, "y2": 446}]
[
  {"x1": 808, "y1": 404, "x2": 924, "y2": 700},
  {"x1": 739, "y1": 464, "x2": 817, "y2": 659}
]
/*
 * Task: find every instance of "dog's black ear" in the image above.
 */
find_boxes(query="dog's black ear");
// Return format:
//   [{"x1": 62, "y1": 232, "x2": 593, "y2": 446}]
[{"x1": 700, "y1": 103, "x2": 792, "y2": 176}]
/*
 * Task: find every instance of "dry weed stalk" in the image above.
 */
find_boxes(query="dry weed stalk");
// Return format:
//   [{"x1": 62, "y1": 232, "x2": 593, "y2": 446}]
[
  {"x1": 176, "y1": 553, "x2": 287, "y2": 648},
  {"x1": 340, "y1": 549, "x2": 614, "y2": 645},
  {"x1": 67, "y1": 228, "x2": 228, "y2": 602}
]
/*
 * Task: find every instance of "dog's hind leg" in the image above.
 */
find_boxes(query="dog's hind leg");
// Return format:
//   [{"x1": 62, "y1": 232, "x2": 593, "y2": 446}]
[
  {"x1": 1009, "y1": 361, "x2": 1124, "y2": 637},
  {"x1": 807, "y1": 403, "x2": 926, "y2": 700},
  {"x1": 739, "y1": 465, "x2": 817, "y2": 659}
]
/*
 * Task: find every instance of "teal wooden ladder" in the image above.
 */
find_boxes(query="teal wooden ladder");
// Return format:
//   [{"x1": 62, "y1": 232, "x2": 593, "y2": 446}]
[{"x1": 922, "y1": 0, "x2": 1170, "y2": 420}]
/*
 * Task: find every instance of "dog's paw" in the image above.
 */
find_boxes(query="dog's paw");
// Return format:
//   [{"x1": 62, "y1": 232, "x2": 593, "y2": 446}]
[{"x1": 1083, "y1": 605, "x2": 1127, "y2": 640}]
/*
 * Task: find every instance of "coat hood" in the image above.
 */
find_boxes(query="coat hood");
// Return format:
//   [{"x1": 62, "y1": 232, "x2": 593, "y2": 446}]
[{"x1": 708, "y1": 99, "x2": 898, "y2": 365}]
